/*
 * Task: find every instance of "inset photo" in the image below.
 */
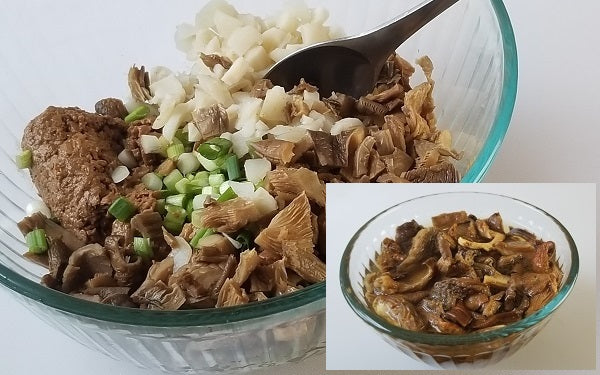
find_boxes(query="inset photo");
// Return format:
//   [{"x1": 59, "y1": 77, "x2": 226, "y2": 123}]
[{"x1": 326, "y1": 183, "x2": 596, "y2": 371}]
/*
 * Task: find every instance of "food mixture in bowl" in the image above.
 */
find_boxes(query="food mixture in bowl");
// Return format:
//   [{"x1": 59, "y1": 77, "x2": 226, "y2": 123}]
[
  {"x1": 364, "y1": 211, "x2": 563, "y2": 333},
  {"x1": 15, "y1": 1, "x2": 461, "y2": 309}
]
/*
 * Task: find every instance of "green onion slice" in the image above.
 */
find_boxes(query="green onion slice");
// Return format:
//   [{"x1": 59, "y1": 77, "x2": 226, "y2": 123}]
[
  {"x1": 167, "y1": 143, "x2": 185, "y2": 160},
  {"x1": 16, "y1": 149, "x2": 32, "y2": 169},
  {"x1": 197, "y1": 138, "x2": 232, "y2": 160},
  {"x1": 224, "y1": 154, "x2": 241, "y2": 181},
  {"x1": 25, "y1": 228, "x2": 48, "y2": 254},
  {"x1": 217, "y1": 187, "x2": 237, "y2": 203},
  {"x1": 124, "y1": 106, "x2": 149, "y2": 123},
  {"x1": 133, "y1": 237, "x2": 153, "y2": 258},
  {"x1": 108, "y1": 197, "x2": 137, "y2": 222}
]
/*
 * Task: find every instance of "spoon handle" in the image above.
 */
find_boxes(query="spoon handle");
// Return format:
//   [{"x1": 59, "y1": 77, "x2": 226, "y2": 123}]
[{"x1": 361, "y1": 0, "x2": 460, "y2": 63}]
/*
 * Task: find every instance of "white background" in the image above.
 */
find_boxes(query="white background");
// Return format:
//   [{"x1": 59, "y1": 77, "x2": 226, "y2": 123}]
[
  {"x1": 326, "y1": 183, "x2": 597, "y2": 371},
  {"x1": 0, "y1": 0, "x2": 599, "y2": 374}
]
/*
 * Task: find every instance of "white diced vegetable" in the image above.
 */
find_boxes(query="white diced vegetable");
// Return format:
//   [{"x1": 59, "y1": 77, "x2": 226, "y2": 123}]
[
  {"x1": 221, "y1": 57, "x2": 253, "y2": 87},
  {"x1": 202, "y1": 186, "x2": 218, "y2": 196},
  {"x1": 196, "y1": 74, "x2": 234, "y2": 107},
  {"x1": 214, "y1": 10, "x2": 243, "y2": 39},
  {"x1": 111, "y1": 166, "x2": 130, "y2": 184},
  {"x1": 192, "y1": 194, "x2": 210, "y2": 210},
  {"x1": 140, "y1": 135, "x2": 163, "y2": 154},
  {"x1": 177, "y1": 152, "x2": 201, "y2": 175},
  {"x1": 187, "y1": 122, "x2": 202, "y2": 142},
  {"x1": 235, "y1": 97, "x2": 263, "y2": 130},
  {"x1": 276, "y1": 11, "x2": 301, "y2": 33},
  {"x1": 244, "y1": 158, "x2": 271, "y2": 184},
  {"x1": 303, "y1": 90, "x2": 320, "y2": 109},
  {"x1": 196, "y1": 152, "x2": 220, "y2": 171},
  {"x1": 261, "y1": 27, "x2": 290, "y2": 52},
  {"x1": 227, "y1": 25, "x2": 262, "y2": 56},
  {"x1": 298, "y1": 23, "x2": 330, "y2": 44},
  {"x1": 330, "y1": 118, "x2": 364, "y2": 135},
  {"x1": 259, "y1": 86, "x2": 290, "y2": 125},
  {"x1": 118, "y1": 149, "x2": 138, "y2": 169},
  {"x1": 228, "y1": 181, "x2": 255, "y2": 200},
  {"x1": 245, "y1": 46, "x2": 272, "y2": 71},
  {"x1": 142, "y1": 173, "x2": 163, "y2": 191},
  {"x1": 204, "y1": 36, "x2": 222, "y2": 54},
  {"x1": 269, "y1": 125, "x2": 307, "y2": 143},
  {"x1": 252, "y1": 187, "x2": 278, "y2": 216},
  {"x1": 162, "y1": 100, "x2": 194, "y2": 141},
  {"x1": 169, "y1": 236, "x2": 193, "y2": 272},
  {"x1": 254, "y1": 120, "x2": 271, "y2": 138}
]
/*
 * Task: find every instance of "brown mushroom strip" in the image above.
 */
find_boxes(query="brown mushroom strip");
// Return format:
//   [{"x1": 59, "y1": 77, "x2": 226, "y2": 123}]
[
  {"x1": 216, "y1": 278, "x2": 249, "y2": 307},
  {"x1": 376, "y1": 238, "x2": 406, "y2": 274},
  {"x1": 47, "y1": 238, "x2": 72, "y2": 281},
  {"x1": 353, "y1": 136, "x2": 376, "y2": 177},
  {"x1": 372, "y1": 129, "x2": 395, "y2": 156},
  {"x1": 367, "y1": 83, "x2": 405, "y2": 103},
  {"x1": 368, "y1": 150, "x2": 387, "y2": 180},
  {"x1": 395, "y1": 220, "x2": 423, "y2": 252},
  {"x1": 128, "y1": 65, "x2": 152, "y2": 102},
  {"x1": 382, "y1": 148, "x2": 414, "y2": 176},
  {"x1": 383, "y1": 114, "x2": 407, "y2": 152},
  {"x1": 265, "y1": 167, "x2": 326, "y2": 207},
  {"x1": 252, "y1": 139, "x2": 296, "y2": 166},
  {"x1": 232, "y1": 249, "x2": 260, "y2": 285},
  {"x1": 288, "y1": 78, "x2": 318, "y2": 94},
  {"x1": 487, "y1": 212, "x2": 505, "y2": 233},
  {"x1": 201, "y1": 198, "x2": 264, "y2": 233},
  {"x1": 251, "y1": 78, "x2": 274, "y2": 99},
  {"x1": 169, "y1": 262, "x2": 226, "y2": 306},
  {"x1": 431, "y1": 211, "x2": 468, "y2": 230},
  {"x1": 356, "y1": 97, "x2": 389, "y2": 116},
  {"x1": 402, "y1": 162, "x2": 461, "y2": 183},
  {"x1": 192, "y1": 104, "x2": 229, "y2": 141},
  {"x1": 532, "y1": 241, "x2": 554, "y2": 273},
  {"x1": 373, "y1": 295, "x2": 426, "y2": 331},
  {"x1": 255, "y1": 192, "x2": 313, "y2": 254},
  {"x1": 372, "y1": 258, "x2": 435, "y2": 294},
  {"x1": 105, "y1": 235, "x2": 145, "y2": 288},
  {"x1": 418, "y1": 298, "x2": 465, "y2": 334},
  {"x1": 282, "y1": 240, "x2": 325, "y2": 283},
  {"x1": 61, "y1": 244, "x2": 113, "y2": 293},
  {"x1": 395, "y1": 228, "x2": 436, "y2": 273},
  {"x1": 200, "y1": 53, "x2": 233, "y2": 70},
  {"x1": 441, "y1": 302, "x2": 473, "y2": 328}
]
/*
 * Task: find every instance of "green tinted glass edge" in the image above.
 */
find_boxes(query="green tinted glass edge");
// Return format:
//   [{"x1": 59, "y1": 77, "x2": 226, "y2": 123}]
[
  {"x1": 339, "y1": 192, "x2": 579, "y2": 345},
  {"x1": 461, "y1": 0, "x2": 518, "y2": 182}
]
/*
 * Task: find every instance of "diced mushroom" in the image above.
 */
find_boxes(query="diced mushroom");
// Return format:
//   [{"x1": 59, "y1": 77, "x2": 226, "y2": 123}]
[
  {"x1": 251, "y1": 78, "x2": 274, "y2": 99},
  {"x1": 435, "y1": 231, "x2": 455, "y2": 274},
  {"x1": 104, "y1": 235, "x2": 146, "y2": 288},
  {"x1": 430, "y1": 277, "x2": 490, "y2": 310},
  {"x1": 382, "y1": 148, "x2": 414, "y2": 176},
  {"x1": 431, "y1": 211, "x2": 468, "y2": 230},
  {"x1": 353, "y1": 136, "x2": 376, "y2": 177},
  {"x1": 216, "y1": 278, "x2": 249, "y2": 307},
  {"x1": 395, "y1": 220, "x2": 423, "y2": 252},
  {"x1": 383, "y1": 114, "x2": 407, "y2": 152},
  {"x1": 192, "y1": 104, "x2": 229, "y2": 141},
  {"x1": 376, "y1": 238, "x2": 406, "y2": 274},
  {"x1": 532, "y1": 241, "x2": 554, "y2": 273},
  {"x1": 128, "y1": 65, "x2": 152, "y2": 102},
  {"x1": 252, "y1": 139, "x2": 295, "y2": 166},
  {"x1": 402, "y1": 162, "x2": 461, "y2": 183},
  {"x1": 200, "y1": 53, "x2": 233, "y2": 70},
  {"x1": 373, "y1": 295, "x2": 426, "y2": 331},
  {"x1": 232, "y1": 249, "x2": 260, "y2": 285},
  {"x1": 47, "y1": 238, "x2": 72, "y2": 281},
  {"x1": 265, "y1": 167, "x2": 325, "y2": 207},
  {"x1": 372, "y1": 129, "x2": 395, "y2": 156},
  {"x1": 417, "y1": 298, "x2": 465, "y2": 334},
  {"x1": 61, "y1": 244, "x2": 113, "y2": 293},
  {"x1": 486, "y1": 212, "x2": 505, "y2": 233},
  {"x1": 255, "y1": 192, "x2": 313, "y2": 254},
  {"x1": 373, "y1": 257, "x2": 436, "y2": 294},
  {"x1": 441, "y1": 302, "x2": 473, "y2": 327},
  {"x1": 201, "y1": 198, "x2": 264, "y2": 233},
  {"x1": 282, "y1": 240, "x2": 325, "y2": 283},
  {"x1": 395, "y1": 228, "x2": 436, "y2": 273}
]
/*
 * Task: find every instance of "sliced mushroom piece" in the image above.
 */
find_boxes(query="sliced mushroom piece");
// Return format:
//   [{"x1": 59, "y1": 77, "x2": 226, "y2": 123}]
[
  {"x1": 417, "y1": 298, "x2": 465, "y2": 334},
  {"x1": 169, "y1": 262, "x2": 227, "y2": 306},
  {"x1": 372, "y1": 129, "x2": 395, "y2": 156},
  {"x1": 395, "y1": 220, "x2": 423, "y2": 252},
  {"x1": 288, "y1": 78, "x2": 318, "y2": 95},
  {"x1": 383, "y1": 114, "x2": 407, "y2": 152},
  {"x1": 61, "y1": 244, "x2": 113, "y2": 293},
  {"x1": 18, "y1": 213, "x2": 85, "y2": 252},
  {"x1": 201, "y1": 198, "x2": 264, "y2": 233},
  {"x1": 211, "y1": 255, "x2": 238, "y2": 300},
  {"x1": 200, "y1": 53, "x2": 233, "y2": 70},
  {"x1": 376, "y1": 238, "x2": 406, "y2": 274},
  {"x1": 431, "y1": 211, "x2": 468, "y2": 230},
  {"x1": 192, "y1": 104, "x2": 229, "y2": 141},
  {"x1": 382, "y1": 148, "x2": 414, "y2": 176},
  {"x1": 464, "y1": 293, "x2": 490, "y2": 311},
  {"x1": 95, "y1": 98, "x2": 128, "y2": 119},
  {"x1": 441, "y1": 302, "x2": 473, "y2": 327},
  {"x1": 395, "y1": 227, "x2": 436, "y2": 273},
  {"x1": 367, "y1": 83, "x2": 405, "y2": 103},
  {"x1": 255, "y1": 192, "x2": 313, "y2": 254},
  {"x1": 402, "y1": 162, "x2": 461, "y2": 183},
  {"x1": 104, "y1": 235, "x2": 146, "y2": 288},
  {"x1": 131, "y1": 279, "x2": 186, "y2": 310},
  {"x1": 356, "y1": 97, "x2": 389, "y2": 116},
  {"x1": 251, "y1": 78, "x2": 274, "y2": 99},
  {"x1": 373, "y1": 257, "x2": 436, "y2": 294},
  {"x1": 481, "y1": 291, "x2": 505, "y2": 317},
  {"x1": 435, "y1": 231, "x2": 455, "y2": 274},
  {"x1": 216, "y1": 278, "x2": 249, "y2": 307},
  {"x1": 191, "y1": 234, "x2": 236, "y2": 263},
  {"x1": 458, "y1": 230, "x2": 505, "y2": 251},
  {"x1": 47, "y1": 238, "x2": 72, "y2": 281},
  {"x1": 430, "y1": 277, "x2": 491, "y2": 310},
  {"x1": 252, "y1": 139, "x2": 295, "y2": 166},
  {"x1": 232, "y1": 249, "x2": 260, "y2": 285},
  {"x1": 265, "y1": 167, "x2": 326, "y2": 207},
  {"x1": 373, "y1": 294, "x2": 427, "y2": 330},
  {"x1": 368, "y1": 150, "x2": 387, "y2": 180},
  {"x1": 376, "y1": 173, "x2": 409, "y2": 183},
  {"x1": 486, "y1": 212, "x2": 505, "y2": 233},
  {"x1": 128, "y1": 65, "x2": 152, "y2": 102},
  {"x1": 353, "y1": 136, "x2": 376, "y2": 178},
  {"x1": 308, "y1": 127, "x2": 364, "y2": 168},
  {"x1": 282, "y1": 240, "x2": 325, "y2": 283},
  {"x1": 531, "y1": 241, "x2": 554, "y2": 273}
]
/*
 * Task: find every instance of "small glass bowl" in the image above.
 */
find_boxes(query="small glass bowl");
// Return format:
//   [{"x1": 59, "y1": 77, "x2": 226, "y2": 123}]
[{"x1": 339, "y1": 192, "x2": 579, "y2": 369}]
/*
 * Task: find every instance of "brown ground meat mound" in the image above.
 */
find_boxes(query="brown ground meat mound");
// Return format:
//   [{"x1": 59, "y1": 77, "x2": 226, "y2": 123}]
[{"x1": 21, "y1": 106, "x2": 127, "y2": 243}]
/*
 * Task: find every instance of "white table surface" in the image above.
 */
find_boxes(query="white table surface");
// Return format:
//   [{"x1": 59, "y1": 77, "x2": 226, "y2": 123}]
[{"x1": 1, "y1": 0, "x2": 599, "y2": 374}]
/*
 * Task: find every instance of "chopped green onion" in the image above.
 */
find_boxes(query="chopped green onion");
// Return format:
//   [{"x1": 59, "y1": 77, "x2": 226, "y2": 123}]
[
  {"x1": 16, "y1": 149, "x2": 32, "y2": 169},
  {"x1": 165, "y1": 193, "x2": 190, "y2": 207},
  {"x1": 197, "y1": 138, "x2": 232, "y2": 160},
  {"x1": 163, "y1": 169, "x2": 184, "y2": 192},
  {"x1": 164, "y1": 206, "x2": 187, "y2": 234},
  {"x1": 177, "y1": 152, "x2": 201, "y2": 175},
  {"x1": 142, "y1": 173, "x2": 163, "y2": 191},
  {"x1": 167, "y1": 143, "x2": 185, "y2": 160},
  {"x1": 124, "y1": 106, "x2": 149, "y2": 123},
  {"x1": 219, "y1": 181, "x2": 231, "y2": 194},
  {"x1": 175, "y1": 178, "x2": 204, "y2": 194},
  {"x1": 191, "y1": 209, "x2": 204, "y2": 228},
  {"x1": 236, "y1": 230, "x2": 254, "y2": 251},
  {"x1": 156, "y1": 199, "x2": 166, "y2": 215},
  {"x1": 108, "y1": 197, "x2": 137, "y2": 222},
  {"x1": 224, "y1": 154, "x2": 241, "y2": 181},
  {"x1": 202, "y1": 186, "x2": 218, "y2": 196},
  {"x1": 193, "y1": 171, "x2": 210, "y2": 187},
  {"x1": 209, "y1": 173, "x2": 226, "y2": 187},
  {"x1": 174, "y1": 129, "x2": 191, "y2": 146},
  {"x1": 192, "y1": 194, "x2": 209, "y2": 210},
  {"x1": 133, "y1": 237, "x2": 153, "y2": 258},
  {"x1": 189, "y1": 228, "x2": 206, "y2": 248},
  {"x1": 186, "y1": 198, "x2": 195, "y2": 217},
  {"x1": 217, "y1": 187, "x2": 237, "y2": 202},
  {"x1": 25, "y1": 228, "x2": 48, "y2": 254}
]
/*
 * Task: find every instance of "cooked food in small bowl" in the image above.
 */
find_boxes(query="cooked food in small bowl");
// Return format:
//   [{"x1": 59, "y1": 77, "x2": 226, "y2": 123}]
[{"x1": 340, "y1": 192, "x2": 578, "y2": 368}]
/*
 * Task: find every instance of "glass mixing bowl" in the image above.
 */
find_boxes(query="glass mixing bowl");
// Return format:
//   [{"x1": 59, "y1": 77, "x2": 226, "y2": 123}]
[
  {"x1": 340, "y1": 192, "x2": 579, "y2": 369},
  {"x1": 0, "y1": 0, "x2": 516, "y2": 373}
]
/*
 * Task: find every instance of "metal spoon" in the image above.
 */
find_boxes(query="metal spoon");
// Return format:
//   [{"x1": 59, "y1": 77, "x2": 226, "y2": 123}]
[{"x1": 264, "y1": 0, "x2": 460, "y2": 98}]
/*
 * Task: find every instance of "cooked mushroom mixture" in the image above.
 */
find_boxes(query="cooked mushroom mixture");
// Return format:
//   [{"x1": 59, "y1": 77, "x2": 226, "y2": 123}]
[
  {"x1": 364, "y1": 212, "x2": 563, "y2": 333},
  {"x1": 15, "y1": 2, "x2": 460, "y2": 309}
]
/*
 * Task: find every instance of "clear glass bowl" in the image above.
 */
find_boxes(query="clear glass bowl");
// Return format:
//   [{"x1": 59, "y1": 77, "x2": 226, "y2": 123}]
[
  {"x1": 0, "y1": 0, "x2": 516, "y2": 373},
  {"x1": 339, "y1": 192, "x2": 579, "y2": 369}
]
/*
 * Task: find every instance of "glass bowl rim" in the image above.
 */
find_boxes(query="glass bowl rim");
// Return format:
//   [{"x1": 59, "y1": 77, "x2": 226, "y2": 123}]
[
  {"x1": 0, "y1": 0, "x2": 515, "y2": 327},
  {"x1": 339, "y1": 191, "x2": 580, "y2": 345},
  {"x1": 461, "y1": 0, "x2": 518, "y2": 182}
]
